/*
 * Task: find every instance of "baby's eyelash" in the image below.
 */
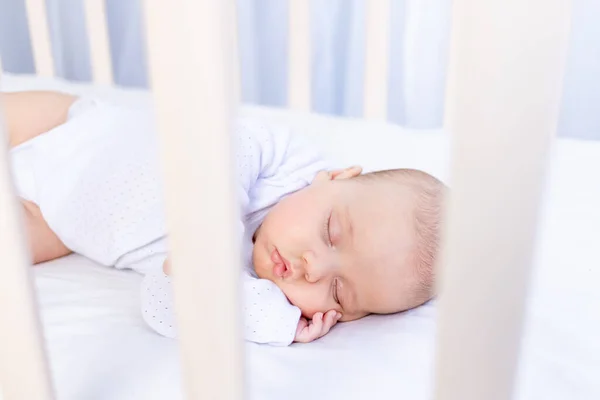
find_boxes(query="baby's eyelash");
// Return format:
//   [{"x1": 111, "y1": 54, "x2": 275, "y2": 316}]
[
  {"x1": 332, "y1": 279, "x2": 340, "y2": 304},
  {"x1": 323, "y1": 212, "x2": 332, "y2": 246}
]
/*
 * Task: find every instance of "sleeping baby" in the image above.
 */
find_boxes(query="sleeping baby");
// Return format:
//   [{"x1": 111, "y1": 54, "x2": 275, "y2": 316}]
[{"x1": 5, "y1": 91, "x2": 445, "y2": 345}]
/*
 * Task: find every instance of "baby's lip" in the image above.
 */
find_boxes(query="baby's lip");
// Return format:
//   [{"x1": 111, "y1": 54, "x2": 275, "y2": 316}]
[{"x1": 271, "y1": 248, "x2": 292, "y2": 279}]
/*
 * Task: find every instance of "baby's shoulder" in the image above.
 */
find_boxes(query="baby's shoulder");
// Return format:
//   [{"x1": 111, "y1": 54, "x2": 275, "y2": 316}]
[
  {"x1": 233, "y1": 118, "x2": 296, "y2": 168},
  {"x1": 234, "y1": 118, "x2": 293, "y2": 146}
]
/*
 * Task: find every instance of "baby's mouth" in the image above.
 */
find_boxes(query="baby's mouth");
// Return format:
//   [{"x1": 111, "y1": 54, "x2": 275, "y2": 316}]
[{"x1": 271, "y1": 248, "x2": 292, "y2": 279}]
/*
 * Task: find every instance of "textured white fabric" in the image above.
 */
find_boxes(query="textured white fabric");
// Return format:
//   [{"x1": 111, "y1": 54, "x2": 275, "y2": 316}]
[
  {"x1": 9, "y1": 98, "x2": 328, "y2": 345},
  {"x1": 11, "y1": 98, "x2": 168, "y2": 273},
  {"x1": 141, "y1": 271, "x2": 301, "y2": 346}
]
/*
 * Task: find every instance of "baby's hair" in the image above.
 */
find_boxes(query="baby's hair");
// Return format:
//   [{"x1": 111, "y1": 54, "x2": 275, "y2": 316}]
[{"x1": 354, "y1": 168, "x2": 445, "y2": 308}]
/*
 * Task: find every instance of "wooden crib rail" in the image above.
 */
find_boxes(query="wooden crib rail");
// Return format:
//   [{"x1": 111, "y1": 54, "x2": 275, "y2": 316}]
[
  {"x1": 286, "y1": 0, "x2": 393, "y2": 120},
  {"x1": 288, "y1": 0, "x2": 312, "y2": 111},
  {"x1": 0, "y1": 115, "x2": 54, "y2": 399},
  {"x1": 0, "y1": 11, "x2": 56, "y2": 396},
  {"x1": 83, "y1": 0, "x2": 113, "y2": 85},
  {"x1": 24, "y1": 0, "x2": 54, "y2": 77},
  {"x1": 142, "y1": 1, "x2": 243, "y2": 399},
  {"x1": 434, "y1": 1, "x2": 572, "y2": 399},
  {"x1": 23, "y1": 0, "x2": 113, "y2": 84},
  {"x1": 363, "y1": 0, "x2": 391, "y2": 120}
]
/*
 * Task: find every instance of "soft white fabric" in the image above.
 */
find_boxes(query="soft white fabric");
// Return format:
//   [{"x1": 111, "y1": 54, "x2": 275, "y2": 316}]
[
  {"x1": 141, "y1": 271, "x2": 301, "y2": 346},
  {"x1": 9, "y1": 97, "x2": 327, "y2": 346},
  {"x1": 10, "y1": 98, "x2": 169, "y2": 272},
  {"x1": 2, "y1": 75, "x2": 599, "y2": 400}
]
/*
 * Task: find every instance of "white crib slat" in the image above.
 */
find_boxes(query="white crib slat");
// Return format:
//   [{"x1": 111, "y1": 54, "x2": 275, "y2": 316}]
[
  {"x1": 363, "y1": 0, "x2": 390, "y2": 120},
  {"x1": 143, "y1": 1, "x2": 243, "y2": 399},
  {"x1": 25, "y1": 0, "x2": 54, "y2": 77},
  {"x1": 0, "y1": 117, "x2": 54, "y2": 398},
  {"x1": 288, "y1": 0, "x2": 311, "y2": 111},
  {"x1": 435, "y1": 1, "x2": 572, "y2": 400},
  {"x1": 232, "y1": 3, "x2": 241, "y2": 103},
  {"x1": 84, "y1": 0, "x2": 113, "y2": 85}
]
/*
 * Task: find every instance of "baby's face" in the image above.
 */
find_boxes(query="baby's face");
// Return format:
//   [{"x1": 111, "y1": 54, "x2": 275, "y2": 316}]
[{"x1": 252, "y1": 168, "x2": 419, "y2": 322}]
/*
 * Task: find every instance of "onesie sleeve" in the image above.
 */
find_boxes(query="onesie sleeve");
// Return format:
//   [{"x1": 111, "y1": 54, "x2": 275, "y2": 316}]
[
  {"x1": 140, "y1": 272, "x2": 177, "y2": 338},
  {"x1": 240, "y1": 271, "x2": 301, "y2": 346},
  {"x1": 140, "y1": 271, "x2": 300, "y2": 346},
  {"x1": 233, "y1": 120, "x2": 331, "y2": 216}
]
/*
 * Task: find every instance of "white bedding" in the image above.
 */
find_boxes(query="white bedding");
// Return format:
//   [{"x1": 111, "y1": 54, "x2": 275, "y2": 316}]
[{"x1": 2, "y1": 74, "x2": 600, "y2": 400}]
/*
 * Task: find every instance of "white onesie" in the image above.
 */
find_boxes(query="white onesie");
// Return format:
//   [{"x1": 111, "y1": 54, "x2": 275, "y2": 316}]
[{"x1": 10, "y1": 97, "x2": 329, "y2": 346}]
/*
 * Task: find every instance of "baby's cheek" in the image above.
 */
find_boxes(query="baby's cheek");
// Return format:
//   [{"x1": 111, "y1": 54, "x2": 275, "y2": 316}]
[
  {"x1": 251, "y1": 242, "x2": 273, "y2": 280},
  {"x1": 339, "y1": 311, "x2": 369, "y2": 323},
  {"x1": 299, "y1": 307, "x2": 323, "y2": 320},
  {"x1": 281, "y1": 286, "x2": 326, "y2": 319}
]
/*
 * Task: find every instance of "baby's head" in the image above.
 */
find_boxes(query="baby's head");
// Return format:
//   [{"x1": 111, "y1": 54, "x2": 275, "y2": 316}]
[{"x1": 252, "y1": 166, "x2": 445, "y2": 322}]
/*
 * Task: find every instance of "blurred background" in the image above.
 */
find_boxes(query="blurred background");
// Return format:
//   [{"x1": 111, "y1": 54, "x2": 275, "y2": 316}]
[{"x1": 0, "y1": 0, "x2": 598, "y2": 139}]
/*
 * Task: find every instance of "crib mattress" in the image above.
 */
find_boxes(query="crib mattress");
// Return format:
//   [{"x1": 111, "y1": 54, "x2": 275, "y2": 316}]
[{"x1": 3, "y1": 74, "x2": 600, "y2": 400}]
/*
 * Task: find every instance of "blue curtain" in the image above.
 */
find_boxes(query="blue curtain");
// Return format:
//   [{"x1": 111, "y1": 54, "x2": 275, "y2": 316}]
[{"x1": 1, "y1": 0, "x2": 599, "y2": 139}]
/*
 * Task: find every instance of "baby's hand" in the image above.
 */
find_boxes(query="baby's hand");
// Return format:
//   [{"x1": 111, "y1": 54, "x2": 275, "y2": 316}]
[
  {"x1": 294, "y1": 310, "x2": 341, "y2": 343},
  {"x1": 163, "y1": 258, "x2": 171, "y2": 275}
]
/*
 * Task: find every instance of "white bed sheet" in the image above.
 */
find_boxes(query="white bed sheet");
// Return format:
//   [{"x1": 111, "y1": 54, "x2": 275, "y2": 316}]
[{"x1": 2, "y1": 74, "x2": 599, "y2": 400}]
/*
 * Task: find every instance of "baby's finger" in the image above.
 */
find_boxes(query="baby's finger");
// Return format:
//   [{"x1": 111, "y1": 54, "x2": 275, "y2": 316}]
[
  {"x1": 162, "y1": 258, "x2": 172, "y2": 275},
  {"x1": 324, "y1": 310, "x2": 337, "y2": 326},
  {"x1": 295, "y1": 318, "x2": 309, "y2": 338},
  {"x1": 309, "y1": 312, "x2": 324, "y2": 337},
  {"x1": 322, "y1": 310, "x2": 339, "y2": 333}
]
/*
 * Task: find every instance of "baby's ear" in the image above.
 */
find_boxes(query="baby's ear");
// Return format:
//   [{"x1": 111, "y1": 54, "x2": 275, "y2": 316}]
[
  {"x1": 330, "y1": 166, "x2": 362, "y2": 180},
  {"x1": 313, "y1": 166, "x2": 362, "y2": 183}
]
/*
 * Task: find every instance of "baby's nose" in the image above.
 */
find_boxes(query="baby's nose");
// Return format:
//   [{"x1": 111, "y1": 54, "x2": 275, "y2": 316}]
[{"x1": 301, "y1": 250, "x2": 323, "y2": 283}]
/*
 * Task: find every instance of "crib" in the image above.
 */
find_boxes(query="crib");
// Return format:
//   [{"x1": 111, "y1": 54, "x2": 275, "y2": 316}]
[{"x1": 0, "y1": 1, "x2": 583, "y2": 399}]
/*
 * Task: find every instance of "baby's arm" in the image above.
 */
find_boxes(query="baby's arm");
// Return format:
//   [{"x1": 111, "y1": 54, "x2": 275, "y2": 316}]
[
  {"x1": 234, "y1": 119, "x2": 331, "y2": 216},
  {"x1": 140, "y1": 270, "x2": 177, "y2": 338},
  {"x1": 2, "y1": 91, "x2": 76, "y2": 148}
]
